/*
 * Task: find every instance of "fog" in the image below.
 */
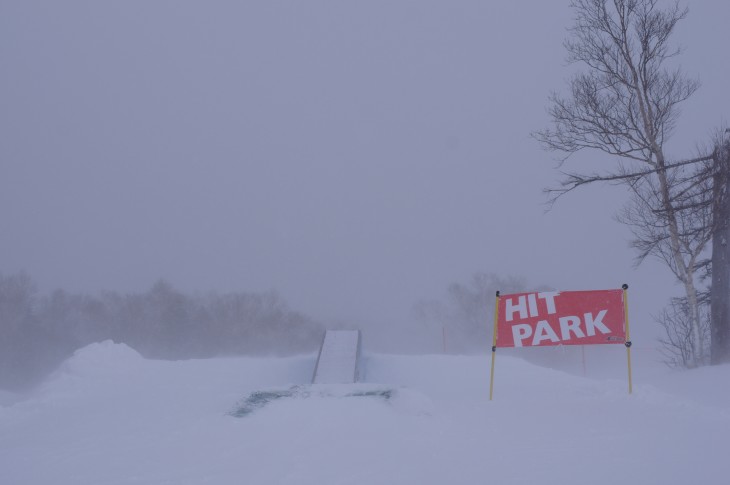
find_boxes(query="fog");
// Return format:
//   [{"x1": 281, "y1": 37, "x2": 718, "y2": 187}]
[{"x1": 2, "y1": 1, "x2": 728, "y2": 365}]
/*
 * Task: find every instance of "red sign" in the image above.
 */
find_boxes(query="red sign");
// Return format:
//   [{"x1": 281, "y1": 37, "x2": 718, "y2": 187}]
[{"x1": 495, "y1": 290, "x2": 626, "y2": 348}]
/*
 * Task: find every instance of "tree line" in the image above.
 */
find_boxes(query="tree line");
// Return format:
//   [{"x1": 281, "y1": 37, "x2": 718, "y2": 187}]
[{"x1": 0, "y1": 272, "x2": 323, "y2": 390}]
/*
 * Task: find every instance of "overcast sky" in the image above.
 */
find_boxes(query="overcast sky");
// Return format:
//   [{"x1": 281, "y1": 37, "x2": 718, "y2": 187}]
[{"x1": 2, "y1": 1, "x2": 728, "y2": 350}]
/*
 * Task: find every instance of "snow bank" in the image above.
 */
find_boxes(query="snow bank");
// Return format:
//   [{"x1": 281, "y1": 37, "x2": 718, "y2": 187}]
[
  {"x1": 57, "y1": 340, "x2": 144, "y2": 374},
  {"x1": 643, "y1": 363, "x2": 730, "y2": 409},
  {"x1": 1, "y1": 346, "x2": 728, "y2": 485}
]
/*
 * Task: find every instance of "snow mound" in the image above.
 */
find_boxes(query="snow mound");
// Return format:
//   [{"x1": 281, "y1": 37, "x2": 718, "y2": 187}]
[
  {"x1": 59, "y1": 340, "x2": 144, "y2": 375},
  {"x1": 645, "y1": 362, "x2": 730, "y2": 409},
  {"x1": 39, "y1": 341, "x2": 146, "y2": 394}
]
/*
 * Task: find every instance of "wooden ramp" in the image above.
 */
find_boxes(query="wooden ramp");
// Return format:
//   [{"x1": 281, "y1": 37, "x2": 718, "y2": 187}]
[{"x1": 312, "y1": 330, "x2": 362, "y2": 384}]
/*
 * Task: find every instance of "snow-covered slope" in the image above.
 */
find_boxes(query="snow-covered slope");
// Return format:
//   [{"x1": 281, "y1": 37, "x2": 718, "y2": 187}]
[{"x1": 1, "y1": 341, "x2": 728, "y2": 484}]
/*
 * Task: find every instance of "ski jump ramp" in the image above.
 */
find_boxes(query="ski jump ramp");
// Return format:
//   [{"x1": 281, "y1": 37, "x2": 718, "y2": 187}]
[{"x1": 312, "y1": 330, "x2": 362, "y2": 384}]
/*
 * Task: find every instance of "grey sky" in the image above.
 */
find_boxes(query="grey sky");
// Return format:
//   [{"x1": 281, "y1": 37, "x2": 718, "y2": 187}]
[{"x1": 2, "y1": 1, "x2": 728, "y2": 350}]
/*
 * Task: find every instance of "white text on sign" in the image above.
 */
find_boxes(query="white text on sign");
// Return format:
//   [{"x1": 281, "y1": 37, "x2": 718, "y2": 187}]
[{"x1": 504, "y1": 293, "x2": 611, "y2": 347}]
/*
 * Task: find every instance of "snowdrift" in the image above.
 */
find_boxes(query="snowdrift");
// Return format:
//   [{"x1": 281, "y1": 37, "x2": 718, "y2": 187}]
[{"x1": 1, "y1": 342, "x2": 729, "y2": 485}]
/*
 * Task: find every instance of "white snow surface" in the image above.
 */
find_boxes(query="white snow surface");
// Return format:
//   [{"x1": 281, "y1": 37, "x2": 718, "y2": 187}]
[{"x1": 1, "y1": 340, "x2": 729, "y2": 484}]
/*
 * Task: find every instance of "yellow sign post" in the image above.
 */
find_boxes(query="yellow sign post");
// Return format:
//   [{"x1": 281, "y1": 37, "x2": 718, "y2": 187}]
[{"x1": 489, "y1": 291, "x2": 500, "y2": 401}]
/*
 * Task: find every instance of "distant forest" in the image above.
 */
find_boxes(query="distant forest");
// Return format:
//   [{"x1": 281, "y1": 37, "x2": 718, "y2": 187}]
[{"x1": 0, "y1": 272, "x2": 324, "y2": 390}]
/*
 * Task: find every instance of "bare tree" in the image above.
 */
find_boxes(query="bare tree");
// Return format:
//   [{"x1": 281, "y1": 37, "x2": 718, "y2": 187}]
[
  {"x1": 534, "y1": 0, "x2": 708, "y2": 365},
  {"x1": 657, "y1": 296, "x2": 710, "y2": 368},
  {"x1": 413, "y1": 273, "x2": 529, "y2": 353}
]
